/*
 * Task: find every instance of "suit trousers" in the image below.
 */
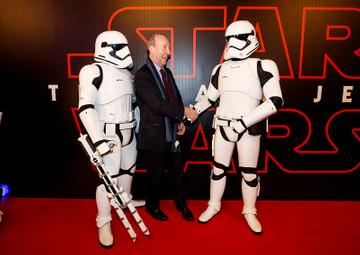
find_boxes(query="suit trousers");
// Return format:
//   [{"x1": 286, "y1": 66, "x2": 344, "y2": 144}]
[{"x1": 142, "y1": 148, "x2": 187, "y2": 210}]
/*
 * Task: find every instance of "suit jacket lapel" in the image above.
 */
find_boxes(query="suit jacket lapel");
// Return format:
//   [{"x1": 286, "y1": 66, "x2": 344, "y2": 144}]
[{"x1": 146, "y1": 58, "x2": 166, "y2": 99}]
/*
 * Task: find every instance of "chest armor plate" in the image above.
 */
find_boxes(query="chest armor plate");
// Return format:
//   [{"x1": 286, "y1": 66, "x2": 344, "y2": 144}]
[
  {"x1": 96, "y1": 64, "x2": 134, "y2": 105},
  {"x1": 218, "y1": 58, "x2": 262, "y2": 101}
]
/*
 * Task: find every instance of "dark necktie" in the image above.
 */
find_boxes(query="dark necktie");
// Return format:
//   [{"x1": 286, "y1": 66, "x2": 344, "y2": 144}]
[{"x1": 160, "y1": 69, "x2": 175, "y2": 102}]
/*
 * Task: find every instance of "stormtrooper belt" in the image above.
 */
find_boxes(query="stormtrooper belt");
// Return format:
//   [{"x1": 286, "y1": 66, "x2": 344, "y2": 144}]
[
  {"x1": 105, "y1": 119, "x2": 137, "y2": 133},
  {"x1": 214, "y1": 117, "x2": 239, "y2": 127}
]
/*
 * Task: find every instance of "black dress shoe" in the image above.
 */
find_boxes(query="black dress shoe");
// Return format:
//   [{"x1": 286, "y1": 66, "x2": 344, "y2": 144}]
[
  {"x1": 146, "y1": 207, "x2": 168, "y2": 221},
  {"x1": 178, "y1": 207, "x2": 194, "y2": 221}
]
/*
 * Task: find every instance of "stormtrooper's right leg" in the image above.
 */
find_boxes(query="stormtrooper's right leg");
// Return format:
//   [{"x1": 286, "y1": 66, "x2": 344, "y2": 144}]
[
  {"x1": 241, "y1": 168, "x2": 261, "y2": 234},
  {"x1": 116, "y1": 129, "x2": 145, "y2": 208},
  {"x1": 198, "y1": 127, "x2": 235, "y2": 223},
  {"x1": 95, "y1": 135, "x2": 122, "y2": 247},
  {"x1": 117, "y1": 130, "x2": 136, "y2": 197},
  {"x1": 96, "y1": 184, "x2": 113, "y2": 247},
  {"x1": 237, "y1": 133, "x2": 262, "y2": 234}
]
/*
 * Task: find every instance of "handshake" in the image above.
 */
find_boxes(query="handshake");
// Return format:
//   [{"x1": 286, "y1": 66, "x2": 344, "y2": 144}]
[{"x1": 184, "y1": 105, "x2": 199, "y2": 123}]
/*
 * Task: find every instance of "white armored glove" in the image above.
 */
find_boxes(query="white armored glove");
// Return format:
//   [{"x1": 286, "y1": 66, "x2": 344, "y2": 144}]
[
  {"x1": 96, "y1": 140, "x2": 118, "y2": 156},
  {"x1": 231, "y1": 119, "x2": 248, "y2": 134}
]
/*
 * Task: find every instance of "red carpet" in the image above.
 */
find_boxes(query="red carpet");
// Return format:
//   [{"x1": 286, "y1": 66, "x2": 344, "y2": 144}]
[{"x1": 0, "y1": 198, "x2": 359, "y2": 255}]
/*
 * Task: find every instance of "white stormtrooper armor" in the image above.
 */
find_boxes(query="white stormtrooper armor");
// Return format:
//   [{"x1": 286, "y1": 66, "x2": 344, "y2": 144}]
[
  {"x1": 78, "y1": 31, "x2": 143, "y2": 247},
  {"x1": 194, "y1": 20, "x2": 283, "y2": 234}
]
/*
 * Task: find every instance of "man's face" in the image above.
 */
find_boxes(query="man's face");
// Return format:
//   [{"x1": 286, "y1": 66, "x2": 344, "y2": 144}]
[{"x1": 149, "y1": 35, "x2": 171, "y2": 68}]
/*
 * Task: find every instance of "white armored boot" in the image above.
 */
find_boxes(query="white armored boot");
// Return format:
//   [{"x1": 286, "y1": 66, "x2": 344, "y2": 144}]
[
  {"x1": 198, "y1": 175, "x2": 226, "y2": 223},
  {"x1": 242, "y1": 178, "x2": 262, "y2": 234},
  {"x1": 98, "y1": 222, "x2": 114, "y2": 248},
  {"x1": 121, "y1": 193, "x2": 146, "y2": 209},
  {"x1": 131, "y1": 199, "x2": 146, "y2": 208},
  {"x1": 96, "y1": 185, "x2": 114, "y2": 247},
  {"x1": 118, "y1": 174, "x2": 146, "y2": 208}
]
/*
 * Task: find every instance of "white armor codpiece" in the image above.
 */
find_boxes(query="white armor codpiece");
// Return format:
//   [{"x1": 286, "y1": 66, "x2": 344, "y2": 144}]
[
  {"x1": 194, "y1": 20, "x2": 283, "y2": 234},
  {"x1": 78, "y1": 31, "x2": 141, "y2": 247}
]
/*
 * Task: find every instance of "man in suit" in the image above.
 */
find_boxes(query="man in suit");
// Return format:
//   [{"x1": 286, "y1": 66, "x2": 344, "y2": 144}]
[{"x1": 135, "y1": 34, "x2": 197, "y2": 221}]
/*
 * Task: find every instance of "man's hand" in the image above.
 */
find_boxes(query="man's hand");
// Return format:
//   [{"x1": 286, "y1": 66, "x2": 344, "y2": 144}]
[
  {"x1": 177, "y1": 121, "x2": 186, "y2": 135},
  {"x1": 184, "y1": 106, "x2": 198, "y2": 122}
]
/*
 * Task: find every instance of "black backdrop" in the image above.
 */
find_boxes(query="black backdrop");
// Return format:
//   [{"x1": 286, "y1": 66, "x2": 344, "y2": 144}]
[{"x1": 0, "y1": 0, "x2": 359, "y2": 200}]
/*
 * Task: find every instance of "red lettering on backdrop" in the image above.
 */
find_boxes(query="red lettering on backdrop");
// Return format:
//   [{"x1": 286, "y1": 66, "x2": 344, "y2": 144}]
[
  {"x1": 231, "y1": 6, "x2": 294, "y2": 79},
  {"x1": 261, "y1": 108, "x2": 360, "y2": 174},
  {"x1": 68, "y1": 6, "x2": 359, "y2": 175},
  {"x1": 299, "y1": 7, "x2": 360, "y2": 79},
  {"x1": 108, "y1": 6, "x2": 227, "y2": 78}
]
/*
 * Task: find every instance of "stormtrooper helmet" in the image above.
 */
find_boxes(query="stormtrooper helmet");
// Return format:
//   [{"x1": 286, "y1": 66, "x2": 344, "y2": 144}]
[
  {"x1": 94, "y1": 30, "x2": 133, "y2": 69},
  {"x1": 224, "y1": 20, "x2": 259, "y2": 60}
]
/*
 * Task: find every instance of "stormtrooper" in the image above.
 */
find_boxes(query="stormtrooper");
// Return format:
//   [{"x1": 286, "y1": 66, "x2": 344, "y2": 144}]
[
  {"x1": 78, "y1": 30, "x2": 144, "y2": 247},
  {"x1": 192, "y1": 20, "x2": 283, "y2": 234}
]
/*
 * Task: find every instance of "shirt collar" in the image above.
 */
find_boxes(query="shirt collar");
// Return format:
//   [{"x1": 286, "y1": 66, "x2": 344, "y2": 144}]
[{"x1": 153, "y1": 62, "x2": 162, "y2": 73}]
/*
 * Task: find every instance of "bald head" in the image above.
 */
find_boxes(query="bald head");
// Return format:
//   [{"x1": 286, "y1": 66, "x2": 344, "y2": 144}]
[{"x1": 147, "y1": 34, "x2": 170, "y2": 68}]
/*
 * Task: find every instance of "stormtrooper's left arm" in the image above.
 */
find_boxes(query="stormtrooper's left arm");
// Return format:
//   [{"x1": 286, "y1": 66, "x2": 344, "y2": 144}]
[
  {"x1": 131, "y1": 81, "x2": 138, "y2": 109},
  {"x1": 193, "y1": 64, "x2": 221, "y2": 115},
  {"x1": 233, "y1": 60, "x2": 283, "y2": 134},
  {"x1": 131, "y1": 82, "x2": 141, "y2": 133}
]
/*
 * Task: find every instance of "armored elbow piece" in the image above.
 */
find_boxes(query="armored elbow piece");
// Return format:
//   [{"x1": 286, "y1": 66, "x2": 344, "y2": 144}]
[
  {"x1": 259, "y1": 59, "x2": 283, "y2": 102},
  {"x1": 269, "y1": 96, "x2": 283, "y2": 111}
]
